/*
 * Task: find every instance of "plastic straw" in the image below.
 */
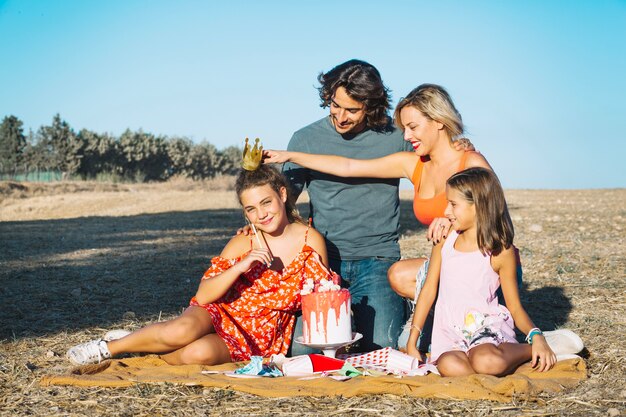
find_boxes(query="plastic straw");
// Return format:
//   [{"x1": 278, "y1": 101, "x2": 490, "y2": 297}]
[{"x1": 249, "y1": 222, "x2": 264, "y2": 249}]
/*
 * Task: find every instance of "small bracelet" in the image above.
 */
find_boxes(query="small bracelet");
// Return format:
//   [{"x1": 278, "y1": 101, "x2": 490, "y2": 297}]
[
  {"x1": 526, "y1": 327, "x2": 543, "y2": 344},
  {"x1": 409, "y1": 325, "x2": 422, "y2": 334},
  {"x1": 526, "y1": 327, "x2": 542, "y2": 344}
]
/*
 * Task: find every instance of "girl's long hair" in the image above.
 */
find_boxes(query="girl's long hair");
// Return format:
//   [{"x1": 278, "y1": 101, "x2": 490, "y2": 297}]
[
  {"x1": 446, "y1": 167, "x2": 513, "y2": 256},
  {"x1": 234, "y1": 165, "x2": 303, "y2": 224}
]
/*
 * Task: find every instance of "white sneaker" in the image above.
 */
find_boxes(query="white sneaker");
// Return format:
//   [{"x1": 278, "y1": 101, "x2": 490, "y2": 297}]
[
  {"x1": 103, "y1": 329, "x2": 132, "y2": 342},
  {"x1": 66, "y1": 339, "x2": 112, "y2": 365},
  {"x1": 543, "y1": 329, "x2": 584, "y2": 355}
]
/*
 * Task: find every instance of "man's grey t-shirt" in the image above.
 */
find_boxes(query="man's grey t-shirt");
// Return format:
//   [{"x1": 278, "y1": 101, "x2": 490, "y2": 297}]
[{"x1": 283, "y1": 117, "x2": 411, "y2": 261}]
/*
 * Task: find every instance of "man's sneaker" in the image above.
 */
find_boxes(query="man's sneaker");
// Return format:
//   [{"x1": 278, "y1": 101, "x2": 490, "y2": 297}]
[
  {"x1": 66, "y1": 339, "x2": 112, "y2": 365},
  {"x1": 543, "y1": 329, "x2": 584, "y2": 355},
  {"x1": 103, "y1": 329, "x2": 132, "y2": 342}
]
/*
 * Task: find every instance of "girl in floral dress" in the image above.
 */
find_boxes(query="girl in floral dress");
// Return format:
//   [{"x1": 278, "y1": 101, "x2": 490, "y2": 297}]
[
  {"x1": 404, "y1": 167, "x2": 557, "y2": 377},
  {"x1": 67, "y1": 165, "x2": 334, "y2": 365}
]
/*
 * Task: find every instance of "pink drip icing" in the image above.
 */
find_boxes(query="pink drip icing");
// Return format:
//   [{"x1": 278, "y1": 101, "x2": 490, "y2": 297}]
[{"x1": 302, "y1": 289, "x2": 350, "y2": 343}]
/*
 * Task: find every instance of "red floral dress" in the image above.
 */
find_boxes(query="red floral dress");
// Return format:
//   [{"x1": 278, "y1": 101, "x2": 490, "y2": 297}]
[{"x1": 189, "y1": 235, "x2": 333, "y2": 362}]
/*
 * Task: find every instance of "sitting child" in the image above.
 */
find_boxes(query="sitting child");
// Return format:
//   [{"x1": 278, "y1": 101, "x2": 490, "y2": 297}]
[
  {"x1": 405, "y1": 168, "x2": 583, "y2": 376},
  {"x1": 67, "y1": 165, "x2": 334, "y2": 365}
]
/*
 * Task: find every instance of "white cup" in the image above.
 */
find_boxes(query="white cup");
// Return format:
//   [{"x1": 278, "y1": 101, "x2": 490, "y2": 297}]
[{"x1": 386, "y1": 349, "x2": 419, "y2": 371}]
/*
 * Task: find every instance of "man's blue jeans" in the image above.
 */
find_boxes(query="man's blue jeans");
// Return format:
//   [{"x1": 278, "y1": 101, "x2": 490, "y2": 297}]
[{"x1": 290, "y1": 256, "x2": 403, "y2": 355}]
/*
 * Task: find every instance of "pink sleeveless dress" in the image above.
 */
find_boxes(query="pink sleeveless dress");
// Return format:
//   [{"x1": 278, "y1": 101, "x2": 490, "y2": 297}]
[{"x1": 430, "y1": 231, "x2": 518, "y2": 362}]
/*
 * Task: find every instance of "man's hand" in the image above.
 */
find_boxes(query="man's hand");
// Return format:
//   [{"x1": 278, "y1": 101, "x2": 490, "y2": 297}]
[
  {"x1": 453, "y1": 137, "x2": 476, "y2": 152},
  {"x1": 237, "y1": 224, "x2": 252, "y2": 236}
]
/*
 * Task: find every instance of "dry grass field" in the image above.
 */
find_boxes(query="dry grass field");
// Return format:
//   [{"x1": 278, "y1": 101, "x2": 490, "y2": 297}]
[{"x1": 1, "y1": 180, "x2": 624, "y2": 416}]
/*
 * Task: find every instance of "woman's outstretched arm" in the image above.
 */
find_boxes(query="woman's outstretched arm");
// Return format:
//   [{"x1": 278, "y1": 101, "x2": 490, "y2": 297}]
[{"x1": 263, "y1": 150, "x2": 417, "y2": 180}]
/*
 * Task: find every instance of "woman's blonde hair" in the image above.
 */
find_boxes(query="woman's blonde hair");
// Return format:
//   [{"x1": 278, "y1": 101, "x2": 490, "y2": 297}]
[
  {"x1": 446, "y1": 167, "x2": 514, "y2": 256},
  {"x1": 394, "y1": 84, "x2": 464, "y2": 140}
]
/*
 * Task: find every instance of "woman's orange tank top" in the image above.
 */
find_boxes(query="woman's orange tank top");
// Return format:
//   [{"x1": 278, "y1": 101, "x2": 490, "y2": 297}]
[{"x1": 412, "y1": 151, "x2": 472, "y2": 226}]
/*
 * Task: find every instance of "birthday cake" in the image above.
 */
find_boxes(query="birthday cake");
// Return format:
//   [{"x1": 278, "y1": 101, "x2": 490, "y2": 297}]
[{"x1": 301, "y1": 276, "x2": 352, "y2": 344}]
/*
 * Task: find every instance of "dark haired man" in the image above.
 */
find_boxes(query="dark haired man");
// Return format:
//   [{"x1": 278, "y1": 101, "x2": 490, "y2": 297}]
[{"x1": 285, "y1": 60, "x2": 411, "y2": 352}]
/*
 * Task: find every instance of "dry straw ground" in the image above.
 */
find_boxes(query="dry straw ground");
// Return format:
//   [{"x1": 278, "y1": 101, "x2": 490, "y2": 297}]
[{"x1": 0, "y1": 180, "x2": 624, "y2": 416}]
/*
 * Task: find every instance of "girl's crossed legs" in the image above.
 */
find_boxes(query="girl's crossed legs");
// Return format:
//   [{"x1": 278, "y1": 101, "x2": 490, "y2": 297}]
[
  {"x1": 437, "y1": 343, "x2": 532, "y2": 377},
  {"x1": 107, "y1": 306, "x2": 231, "y2": 366}
]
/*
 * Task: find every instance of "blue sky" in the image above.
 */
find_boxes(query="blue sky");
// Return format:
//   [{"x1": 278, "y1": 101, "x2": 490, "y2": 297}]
[{"x1": 0, "y1": 0, "x2": 624, "y2": 189}]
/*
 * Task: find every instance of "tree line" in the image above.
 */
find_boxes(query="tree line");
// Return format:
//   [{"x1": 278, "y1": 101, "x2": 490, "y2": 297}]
[{"x1": 0, "y1": 114, "x2": 242, "y2": 181}]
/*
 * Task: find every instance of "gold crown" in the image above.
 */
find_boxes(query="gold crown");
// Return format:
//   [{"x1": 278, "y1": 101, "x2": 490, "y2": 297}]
[{"x1": 242, "y1": 137, "x2": 263, "y2": 171}]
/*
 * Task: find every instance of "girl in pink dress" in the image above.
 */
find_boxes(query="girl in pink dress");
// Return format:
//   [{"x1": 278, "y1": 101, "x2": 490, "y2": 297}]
[{"x1": 404, "y1": 167, "x2": 556, "y2": 377}]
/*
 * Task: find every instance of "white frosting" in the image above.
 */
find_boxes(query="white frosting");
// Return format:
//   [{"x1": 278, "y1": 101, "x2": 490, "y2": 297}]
[{"x1": 301, "y1": 278, "x2": 340, "y2": 295}]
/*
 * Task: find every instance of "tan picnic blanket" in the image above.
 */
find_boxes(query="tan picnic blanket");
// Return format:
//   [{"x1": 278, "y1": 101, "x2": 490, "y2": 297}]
[{"x1": 40, "y1": 356, "x2": 586, "y2": 402}]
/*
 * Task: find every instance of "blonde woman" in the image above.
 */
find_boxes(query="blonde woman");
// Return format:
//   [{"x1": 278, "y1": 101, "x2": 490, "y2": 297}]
[{"x1": 264, "y1": 84, "x2": 493, "y2": 348}]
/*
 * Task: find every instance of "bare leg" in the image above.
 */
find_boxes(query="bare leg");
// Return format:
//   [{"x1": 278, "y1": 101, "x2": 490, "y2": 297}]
[
  {"x1": 161, "y1": 333, "x2": 231, "y2": 365},
  {"x1": 469, "y1": 343, "x2": 532, "y2": 376},
  {"x1": 107, "y1": 306, "x2": 214, "y2": 356},
  {"x1": 436, "y1": 350, "x2": 475, "y2": 377},
  {"x1": 387, "y1": 258, "x2": 427, "y2": 299}
]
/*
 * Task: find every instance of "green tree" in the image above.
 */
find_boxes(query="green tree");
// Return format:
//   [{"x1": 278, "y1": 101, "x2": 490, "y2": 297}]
[
  {"x1": 216, "y1": 145, "x2": 242, "y2": 176},
  {"x1": 167, "y1": 137, "x2": 193, "y2": 177},
  {"x1": 0, "y1": 115, "x2": 27, "y2": 172},
  {"x1": 187, "y1": 142, "x2": 220, "y2": 179},
  {"x1": 38, "y1": 114, "x2": 84, "y2": 178},
  {"x1": 119, "y1": 129, "x2": 169, "y2": 181},
  {"x1": 77, "y1": 129, "x2": 120, "y2": 179},
  {"x1": 23, "y1": 128, "x2": 55, "y2": 171}
]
